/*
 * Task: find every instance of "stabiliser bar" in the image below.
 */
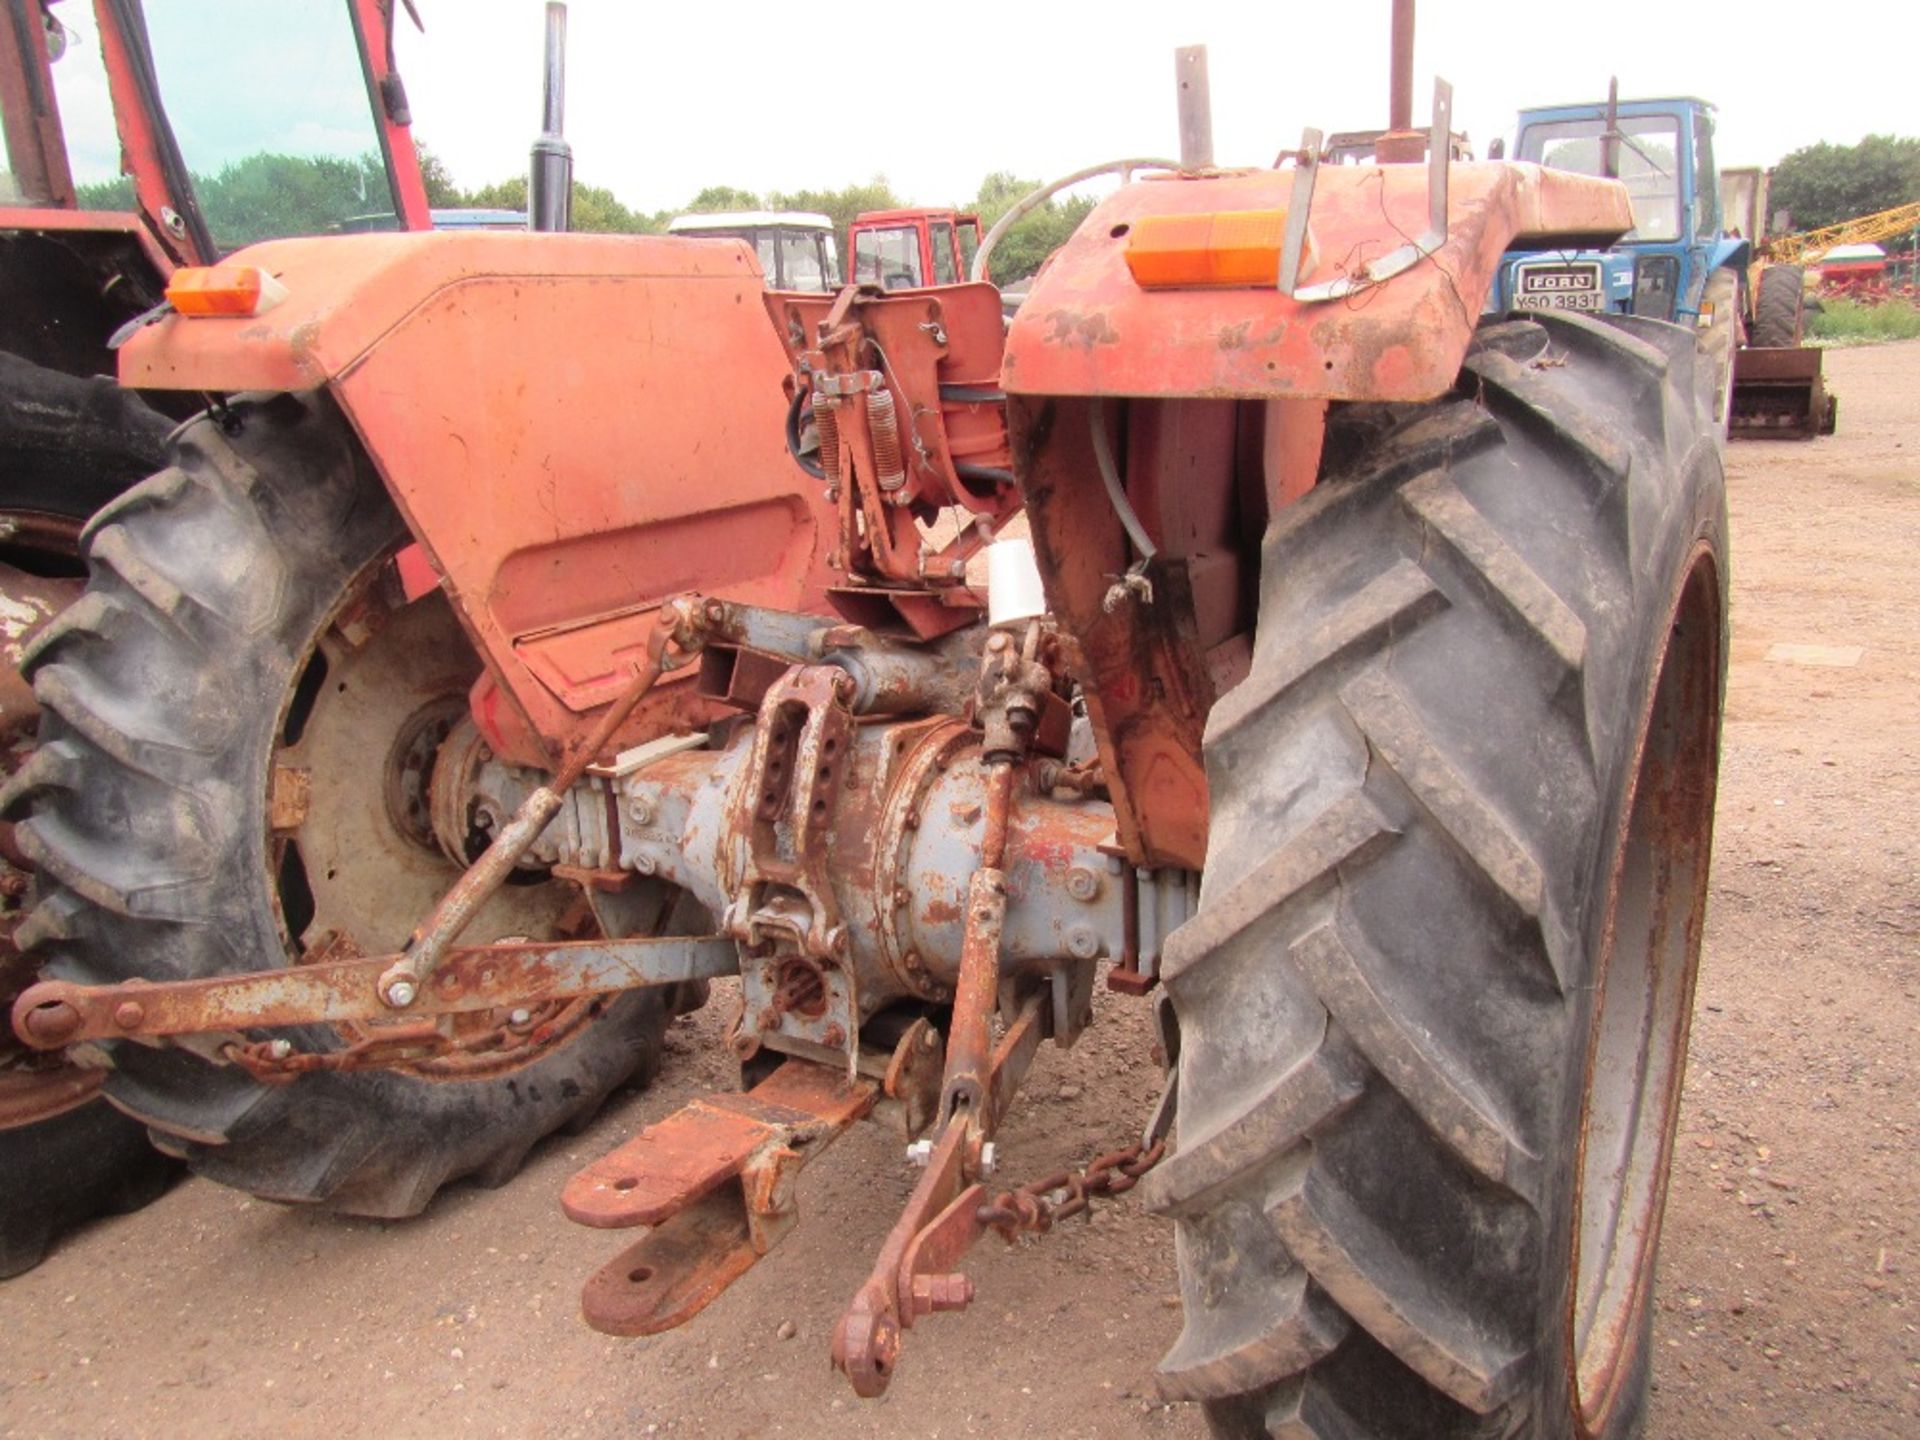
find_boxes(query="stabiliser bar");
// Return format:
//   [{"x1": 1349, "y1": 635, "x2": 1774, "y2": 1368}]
[{"x1": 11, "y1": 936, "x2": 739, "y2": 1049}]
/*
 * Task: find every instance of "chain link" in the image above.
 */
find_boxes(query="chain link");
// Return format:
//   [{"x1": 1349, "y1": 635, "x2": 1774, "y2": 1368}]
[{"x1": 975, "y1": 1138, "x2": 1165, "y2": 1235}]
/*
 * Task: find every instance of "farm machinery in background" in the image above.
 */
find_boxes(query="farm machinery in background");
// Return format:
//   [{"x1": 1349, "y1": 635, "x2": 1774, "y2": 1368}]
[
  {"x1": 8, "y1": 2, "x2": 1733, "y2": 1436},
  {"x1": 666, "y1": 208, "x2": 988, "y2": 294},
  {"x1": 1720, "y1": 176, "x2": 1920, "y2": 298},
  {"x1": 666, "y1": 211, "x2": 844, "y2": 291},
  {"x1": 1489, "y1": 91, "x2": 1836, "y2": 439},
  {"x1": 848, "y1": 207, "x2": 984, "y2": 288},
  {"x1": 0, "y1": 0, "x2": 433, "y2": 1275}
]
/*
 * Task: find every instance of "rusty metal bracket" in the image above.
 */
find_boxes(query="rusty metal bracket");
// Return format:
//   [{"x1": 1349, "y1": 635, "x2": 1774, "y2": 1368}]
[
  {"x1": 1287, "y1": 78, "x2": 1455, "y2": 302},
  {"x1": 833, "y1": 1117, "x2": 979, "y2": 1395},
  {"x1": 727, "y1": 665, "x2": 859, "y2": 961},
  {"x1": 11, "y1": 935, "x2": 739, "y2": 1051},
  {"x1": 564, "y1": 1059, "x2": 876, "y2": 1336},
  {"x1": 831, "y1": 989, "x2": 1046, "y2": 1398}
]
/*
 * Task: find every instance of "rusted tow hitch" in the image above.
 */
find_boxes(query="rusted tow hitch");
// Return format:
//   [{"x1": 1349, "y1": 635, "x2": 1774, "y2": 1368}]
[{"x1": 564, "y1": 1058, "x2": 877, "y2": 1335}]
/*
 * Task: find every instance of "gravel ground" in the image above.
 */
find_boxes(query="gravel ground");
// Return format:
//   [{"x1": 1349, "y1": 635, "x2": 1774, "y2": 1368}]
[{"x1": 2, "y1": 341, "x2": 1915, "y2": 1440}]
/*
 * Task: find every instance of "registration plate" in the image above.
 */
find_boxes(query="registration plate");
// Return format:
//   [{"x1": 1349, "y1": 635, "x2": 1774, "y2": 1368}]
[{"x1": 1514, "y1": 262, "x2": 1604, "y2": 312}]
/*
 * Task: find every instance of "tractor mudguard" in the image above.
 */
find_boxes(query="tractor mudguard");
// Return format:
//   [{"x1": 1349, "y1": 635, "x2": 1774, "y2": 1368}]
[
  {"x1": 1005, "y1": 161, "x2": 1629, "y2": 402},
  {"x1": 118, "y1": 232, "x2": 839, "y2": 769},
  {"x1": 1706, "y1": 235, "x2": 1752, "y2": 275}
]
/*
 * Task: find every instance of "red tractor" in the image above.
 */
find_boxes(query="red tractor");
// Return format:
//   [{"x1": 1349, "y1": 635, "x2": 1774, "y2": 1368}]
[
  {"x1": 9, "y1": 8, "x2": 1728, "y2": 1436},
  {"x1": 0, "y1": 0, "x2": 429, "y2": 1274},
  {"x1": 850, "y1": 206, "x2": 984, "y2": 288}
]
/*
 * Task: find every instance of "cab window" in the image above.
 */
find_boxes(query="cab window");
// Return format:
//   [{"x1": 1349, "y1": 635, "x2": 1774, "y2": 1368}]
[
  {"x1": 931, "y1": 223, "x2": 957, "y2": 284},
  {"x1": 28, "y1": 6, "x2": 123, "y2": 203},
  {"x1": 778, "y1": 230, "x2": 828, "y2": 291},
  {"x1": 855, "y1": 226, "x2": 921, "y2": 289},
  {"x1": 1691, "y1": 113, "x2": 1717, "y2": 239},
  {"x1": 1518, "y1": 114, "x2": 1682, "y2": 243},
  {"x1": 140, "y1": 0, "x2": 402, "y2": 249},
  {"x1": 957, "y1": 223, "x2": 980, "y2": 280}
]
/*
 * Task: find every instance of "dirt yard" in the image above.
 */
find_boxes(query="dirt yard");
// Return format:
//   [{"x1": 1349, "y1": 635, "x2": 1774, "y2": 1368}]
[{"x1": 2, "y1": 342, "x2": 1915, "y2": 1440}]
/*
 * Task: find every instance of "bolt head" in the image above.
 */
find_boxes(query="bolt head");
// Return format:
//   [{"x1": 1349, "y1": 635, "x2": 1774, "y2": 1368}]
[
  {"x1": 1065, "y1": 865, "x2": 1101, "y2": 901},
  {"x1": 909, "y1": 1271, "x2": 975, "y2": 1316},
  {"x1": 979, "y1": 1141, "x2": 997, "y2": 1177},
  {"x1": 385, "y1": 979, "x2": 418, "y2": 1008},
  {"x1": 112, "y1": 1000, "x2": 146, "y2": 1030},
  {"x1": 905, "y1": 1139, "x2": 934, "y2": 1168},
  {"x1": 1066, "y1": 925, "x2": 1101, "y2": 960},
  {"x1": 267, "y1": 1038, "x2": 294, "y2": 1060},
  {"x1": 509, "y1": 1008, "x2": 532, "y2": 1026}
]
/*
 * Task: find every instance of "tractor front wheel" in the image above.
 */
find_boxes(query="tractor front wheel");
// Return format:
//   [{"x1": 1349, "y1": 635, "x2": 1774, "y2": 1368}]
[
  {"x1": 4, "y1": 393, "x2": 673, "y2": 1216},
  {"x1": 1141, "y1": 311, "x2": 1727, "y2": 1438}
]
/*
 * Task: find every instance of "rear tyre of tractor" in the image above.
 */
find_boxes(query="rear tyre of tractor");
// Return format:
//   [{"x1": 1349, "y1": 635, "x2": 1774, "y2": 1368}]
[
  {"x1": 0, "y1": 1097, "x2": 179, "y2": 1278},
  {"x1": 1140, "y1": 312, "x2": 1728, "y2": 1438},
  {"x1": 0, "y1": 354, "x2": 181, "y2": 1277},
  {"x1": 1750, "y1": 263, "x2": 1807, "y2": 348},
  {"x1": 3, "y1": 393, "x2": 673, "y2": 1217}
]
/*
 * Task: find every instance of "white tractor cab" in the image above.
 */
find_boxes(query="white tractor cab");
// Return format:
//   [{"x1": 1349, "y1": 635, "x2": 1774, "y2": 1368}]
[{"x1": 666, "y1": 211, "x2": 842, "y2": 291}]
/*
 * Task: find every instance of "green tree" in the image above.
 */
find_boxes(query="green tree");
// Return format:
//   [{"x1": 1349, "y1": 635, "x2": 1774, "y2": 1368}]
[
  {"x1": 766, "y1": 176, "x2": 901, "y2": 243},
  {"x1": 191, "y1": 152, "x2": 396, "y2": 247},
  {"x1": 968, "y1": 171, "x2": 1095, "y2": 285},
  {"x1": 83, "y1": 152, "x2": 398, "y2": 246},
  {"x1": 686, "y1": 185, "x2": 763, "y2": 213},
  {"x1": 1770, "y1": 135, "x2": 1920, "y2": 232},
  {"x1": 413, "y1": 144, "x2": 465, "y2": 208},
  {"x1": 464, "y1": 175, "x2": 528, "y2": 212},
  {"x1": 75, "y1": 175, "x2": 134, "y2": 210},
  {"x1": 460, "y1": 173, "x2": 659, "y2": 233}
]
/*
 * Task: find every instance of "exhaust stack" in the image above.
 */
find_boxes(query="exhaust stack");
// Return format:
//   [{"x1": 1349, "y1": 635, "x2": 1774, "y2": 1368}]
[{"x1": 529, "y1": 2, "x2": 572, "y2": 232}]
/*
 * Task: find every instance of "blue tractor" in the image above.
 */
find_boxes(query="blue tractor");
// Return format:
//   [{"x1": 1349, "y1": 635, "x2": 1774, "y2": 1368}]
[{"x1": 1488, "y1": 92, "x2": 1834, "y2": 437}]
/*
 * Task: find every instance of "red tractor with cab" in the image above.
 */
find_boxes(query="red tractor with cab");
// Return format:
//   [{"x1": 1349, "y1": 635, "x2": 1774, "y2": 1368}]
[{"x1": 851, "y1": 205, "x2": 985, "y2": 288}]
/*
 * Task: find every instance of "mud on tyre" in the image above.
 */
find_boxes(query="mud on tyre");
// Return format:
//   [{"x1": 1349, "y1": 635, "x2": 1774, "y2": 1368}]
[
  {"x1": 1139, "y1": 311, "x2": 1728, "y2": 1437},
  {"x1": 3, "y1": 392, "x2": 676, "y2": 1217}
]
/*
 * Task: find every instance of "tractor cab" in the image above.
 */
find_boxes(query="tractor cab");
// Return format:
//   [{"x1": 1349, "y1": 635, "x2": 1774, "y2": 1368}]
[
  {"x1": 2, "y1": 0, "x2": 428, "y2": 383},
  {"x1": 667, "y1": 212, "x2": 842, "y2": 291},
  {"x1": 850, "y1": 207, "x2": 984, "y2": 288},
  {"x1": 3, "y1": 0, "x2": 429, "y2": 264},
  {"x1": 1488, "y1": 96, "x2": 1744, "y2": 323}
]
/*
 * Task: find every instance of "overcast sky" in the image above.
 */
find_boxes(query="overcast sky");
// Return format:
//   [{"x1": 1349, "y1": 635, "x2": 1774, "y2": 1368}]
[{"x1": 395, "y1": 0, "x2": 1917, "y2": 213}]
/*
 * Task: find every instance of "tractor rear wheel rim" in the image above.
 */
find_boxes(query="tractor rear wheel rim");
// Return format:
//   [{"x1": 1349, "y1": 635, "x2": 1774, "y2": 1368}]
[
  {"x1": 270, "y1": 552, "x2": 598, "y2": 1079},
  {"x1": 1571, "y1": 558, "x2": 1719, "y2": 1429}
]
